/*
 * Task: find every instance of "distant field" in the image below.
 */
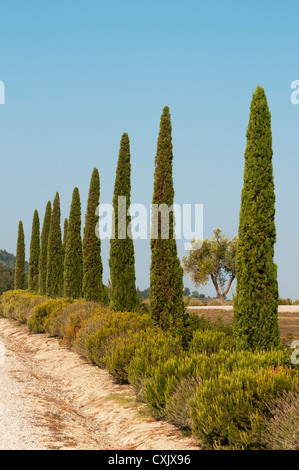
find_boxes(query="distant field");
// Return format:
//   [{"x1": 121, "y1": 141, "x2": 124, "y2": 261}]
[{"x1": 186, "y1": 306, "x2": 299, "y2": 341}]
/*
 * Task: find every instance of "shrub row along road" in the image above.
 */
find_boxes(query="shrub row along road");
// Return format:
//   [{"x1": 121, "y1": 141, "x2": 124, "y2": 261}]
[{"x1": 0, "y1": 318, "x2": 199, "y2": 451}]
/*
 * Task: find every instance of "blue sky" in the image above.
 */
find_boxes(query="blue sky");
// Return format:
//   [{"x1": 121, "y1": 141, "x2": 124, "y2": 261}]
[{"x1": 0, "y1": 1, "x2": 298, "y2": 299}]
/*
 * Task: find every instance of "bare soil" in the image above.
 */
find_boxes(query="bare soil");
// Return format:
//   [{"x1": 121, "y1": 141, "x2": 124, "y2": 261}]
[
  {"x1": 187, "y1": 306, "x2": 299, "y2": 341},
  {"x1": 0, "y1": 318, "x2": 199, "y2": 451}
]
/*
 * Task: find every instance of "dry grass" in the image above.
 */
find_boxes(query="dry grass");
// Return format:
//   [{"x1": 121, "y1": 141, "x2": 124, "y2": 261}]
[{"x1": 186, "y1": 307, "x2": 299, "y2": 343}]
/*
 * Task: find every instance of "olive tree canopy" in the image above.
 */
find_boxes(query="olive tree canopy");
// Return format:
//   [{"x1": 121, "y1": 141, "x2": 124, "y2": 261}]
[{"x1": 183, "y1": 228, "x2": 237, "y2": 304}]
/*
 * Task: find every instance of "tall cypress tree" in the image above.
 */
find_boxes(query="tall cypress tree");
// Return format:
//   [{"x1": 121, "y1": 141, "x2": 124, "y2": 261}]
[
  {"x1": 63, "y1": 218, "x2": 68, "y2": 262},
  {"x1": 14, "y1": 220, "x2": 26, "y2": 290},
  {"x1": 83, "y1": 168, "x2": 107, "y2": 303},
  {"x1": 28, "y1": 210, "x2": 40, "y2": 292},
  {"x1": 109, "y1": 133, "x2": 138, "y2": 312},
  {"x1": 64, "y1": 187, "x2": 83, "y2": 298},
  {"x1": 233, "y1": 86, "x2": 280, "y2": 350},
  {"x1": 149, "y1": 106, "x2": 184, "y2": 331},
  {"x1": 39, "y1": 201, "x2": 51, "y2": 295},
  {"x1": 46, "y1": 192, "x2": 64, "y2": 298}
]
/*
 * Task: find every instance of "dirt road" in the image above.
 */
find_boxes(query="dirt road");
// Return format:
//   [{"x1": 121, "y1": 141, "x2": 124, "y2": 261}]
[{"x1": 0, "y1": 318, "x2": 199, "y2": 451}]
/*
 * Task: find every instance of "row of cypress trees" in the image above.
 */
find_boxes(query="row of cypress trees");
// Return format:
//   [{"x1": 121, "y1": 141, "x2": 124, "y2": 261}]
[
  {"x1": 14, "y1": 107, "x2": 184, "y2": 326},
  {"x1": 14, "y1": 91, "x2": 281, "y2": 350},
  {"x1": 16, "y1": 172, "x2": 108, "y2": 303}
]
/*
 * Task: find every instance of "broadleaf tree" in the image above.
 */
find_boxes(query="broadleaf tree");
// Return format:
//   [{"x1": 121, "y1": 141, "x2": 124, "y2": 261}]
[{"x1": 183, "y1": 228, "x2": 237, "y2": 304}]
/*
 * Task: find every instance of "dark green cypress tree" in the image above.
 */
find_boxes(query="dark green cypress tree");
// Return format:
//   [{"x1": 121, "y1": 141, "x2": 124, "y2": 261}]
[
  {"x1": 39, "y1": 201, "x2": 51, "y2": 295},
  {"x1": 149, "y1": 106, "x2": 184, "y2": 332},
  {"x1": 46, "y1": 193, "x2": 64, "y2": 298},
  {"x1": 233, "y1": 86, "x2": 280, "y2": 350},
  {"x1": 28, "y1": 210, "x2": 40, "y2": 292},
  {"x1": 14, "y1": 220, "x2": 26, "y2": 290},
  {"x1": 109, "y1": 133, "x2": 138, "y2": 312},
  {"x1": 63, "y1": 218, "x2": 68, "y2": 261},
  {"x1": 62, "y1": 217, "x2": 68, "y2": 296},
  {"x1": 64, "y1": 187, "x2": 83, "y2": 298},
  {"x1": 82, "y1": 168, "x2": 107, "y2": 303}
]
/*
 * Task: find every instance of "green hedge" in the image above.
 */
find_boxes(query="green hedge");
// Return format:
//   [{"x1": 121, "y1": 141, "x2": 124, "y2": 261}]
[
  {"x1": 0, "y1": 290, "x2": 47, "y2": 323},
  {"x1": 84, "y1": 310, "x2": 151, "y2": 368},
  {"x1": 27, "y1": 298, "x2": 74, "y2": 333},
  {"x1": 105, "y1": 328, "x2": 152, "y2": 384},
  {"x1": 127, "y1": 331, "x2": 183, "y2": 400},
  {"x1": 190, "y1": 329, "x2": 235, "y2": 355},
  {"x1": 190, "y1": 366, "x2": 298, "y2": 449},
  {"x1": 1, "y1": 290, "x2": 298, "y2": 450}
]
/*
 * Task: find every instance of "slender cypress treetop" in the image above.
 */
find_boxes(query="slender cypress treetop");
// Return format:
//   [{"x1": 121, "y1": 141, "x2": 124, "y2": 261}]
[
  {"x1": 14, "y1": 220, "x2": 26, "y2": 290},
  {"x1": 109, "y1": 133, "x2": 138, "y2": 312},
  {"x1": 149, "y1": 106, "x2": 184, "y2": 331},
  {"x1": 46, "y1": 192, "x2": 64, "y2": 298},
  {"x1": 83, "y1": 168, "x2": 107, "y2": 303},
  {"x1": 64, "y1": 187, "x2": 83, "y2": 298},
  {"x1": 233, "y1": 86, "x2": 280, "y2": 350},
  {"x1": 28, "y1": 210, "x2": 40, "y2": 292},
  {"x1": 39, "y1": 201, "x2": 51, "y2": 295}
]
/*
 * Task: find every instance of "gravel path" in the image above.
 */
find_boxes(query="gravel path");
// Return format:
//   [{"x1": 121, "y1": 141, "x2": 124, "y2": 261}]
[
  {"x1": 0, "y1": 344, "x2": 48, "y2": 450},
  {"x1": 0, "y1": 319, "x2": 199, "y2": 451}
]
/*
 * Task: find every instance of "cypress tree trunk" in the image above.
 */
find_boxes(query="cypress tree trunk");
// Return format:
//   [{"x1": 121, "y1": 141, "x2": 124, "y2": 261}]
[
  {"x1": 109, "y1": 133, "x2": 138, "y2": 312},
  {"x1": 64, "y1": 187, "x2": 83, "y2": 298},
  {"x1": 14, "y1": 220, "x2": 26, "y2": 290},
  {"x1": 233, "y1": 86, "x2": 280, "y2": 350},
  {"x1": 28, "y1": 210, "x2": 40, "y2": 292},
  {"x1": 83, "y1": 168, "x2": 107, "y2": 303},
  {"x1": 46, "y1": 193, "x2": 64, "y2": 298},
  {"x1": 149, "y1": 106, "x2": 184, "y2": 331},
  {"x1": 39, "y1": 201, "x2": 51, "y2": 295}
]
